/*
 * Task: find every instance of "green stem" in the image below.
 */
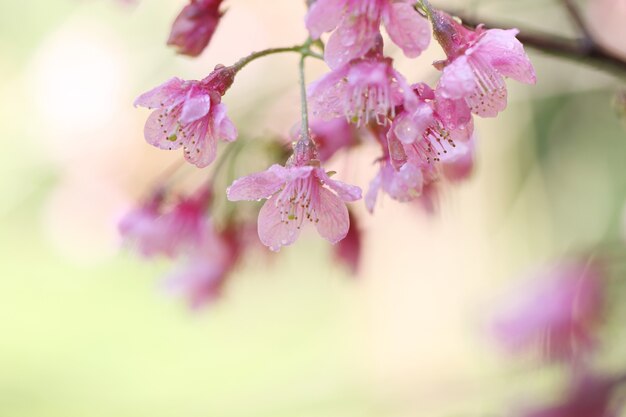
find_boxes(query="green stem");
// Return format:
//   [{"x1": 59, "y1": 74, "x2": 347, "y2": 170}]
[
  {"x1": 298, "y1": 53, "x2": 311, "y2": 143},
  {"x1": 232, "y1": 44, "x2": 323, "y2": 73}
]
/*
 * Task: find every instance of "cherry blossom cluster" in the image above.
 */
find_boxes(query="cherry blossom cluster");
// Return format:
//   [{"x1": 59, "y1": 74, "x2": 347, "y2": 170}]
[{"x1": 122, "y1": 0, "x2": 536, "y2": 307}]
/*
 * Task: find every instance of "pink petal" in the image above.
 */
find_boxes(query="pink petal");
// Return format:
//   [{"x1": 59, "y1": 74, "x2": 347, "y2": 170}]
[
  {"x1": 180, "y1": 90, "x2": 212, "y2": 124},
  {"x1": 305, "y1": 0, "x2": 345, "y2": 39},
  {"x1": 474, "y1": 29, "x2": 536, "y2": 84},
  {"x1": 365, "y1": 170, "x2": 382, "y2": 213},
  {"x1": 211, "y1": 103, "x2": 237, "y2": 142},
  {"x1": 324, "y1": 17, "x2": 378, "y2": 70},
  {"x1": 144, "y1": 110, "x2": 183, "y2": 150},
  {"x1": 308, "y1": 66, "x2": 350, "y2": 121},
  {"x1": 316, "y1": 169, "x2": 362, "y2": 202},
  {"x1": 392, "y1": 102, "x2": 433, "y2": 144},
  {"x1": 226, "y1": 165, "x2": 286, "y2": 201},
  {"x1": 383, "y1": 2, "x2": 431, "y2": 58},
  {"x1": 257, "y1": 195, "x2": 301, "y2": 252},
  {"x1": 438, "y1": 55, "x2": 476, "y2": 100},
  {"x1": 134, "y1": 77, "x2": 185, "y2": 108},
  {"x1": 182, "y1": 120, "x2": 216, "y2": 168},
  {"x1": 315, "y1": 186, "x2": 350, "y2": 244}
]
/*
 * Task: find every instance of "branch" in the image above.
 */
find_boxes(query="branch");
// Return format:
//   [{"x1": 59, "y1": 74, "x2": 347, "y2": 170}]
[{"x1": 450, "y1": 12, "x2": 626, "y2": 80}]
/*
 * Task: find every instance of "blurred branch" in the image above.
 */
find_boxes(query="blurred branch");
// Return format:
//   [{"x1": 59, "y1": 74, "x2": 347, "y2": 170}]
[
  {"x1": 450, "y1": 12, "x2": 626, "y2": 80},
  {"x1": 559, "y1": 0, "x2": 591, "y2": 40}
]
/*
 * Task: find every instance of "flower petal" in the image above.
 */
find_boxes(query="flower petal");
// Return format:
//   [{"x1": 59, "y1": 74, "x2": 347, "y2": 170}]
[
  {"x1": 180, "y1": 89, "x2": 212, "y2": 124},
  {"x1": 211, "y1": 103, "x2": 237, "y2": 142},
  {"x1": 308, "y1": 66, "x2": 350, "y2": 121},
  {"x1": 257, "y1": 195, "x2": 301, "y2": 252},
  {"x1": 324, "y1": 17, "x2": 378, "y2": 70},
  {"x1": 182, "y1": 119, "x2": 216, "y2": 168},
  {"x1": 134, "y1": 77, "x2": 186, "y2": 108},
  {"x1": 383, "y1": 2, "x2": 430, "y2": 58},
  {"x1": 305, "y1": 0, "x2": 345, "y2": 39},
  {"x1": 474, "y1": 29, "x2": 536, "y2": 84},
  {"x1": 227, "y1": 165, "x2": 286, "y2": 201},
  {"x1": 365, "y1": 170, "x2": 382, "y2": 213},
  {"x1": 438, "y1": 55, "x2": 476, "y2": 100},
  {"x1": 144, "y1": 109, "x2": 183, "y2": 150},
  {"x1": 315, "y1": 186, "x2": 350, "y2": 244},
  {"x1": 316, "y1": 169, "x2": 362, "y2": 202}
]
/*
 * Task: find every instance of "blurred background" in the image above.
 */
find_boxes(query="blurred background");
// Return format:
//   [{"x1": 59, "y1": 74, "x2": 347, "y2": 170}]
[{"x1": 1, "y1": 0, "x2": 625, "y2": 416}]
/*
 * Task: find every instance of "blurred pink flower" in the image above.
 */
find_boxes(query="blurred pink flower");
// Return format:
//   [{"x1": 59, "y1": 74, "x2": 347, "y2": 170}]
[
  {"x1": 306, "y1": 0, "x2": 430, "y2": 69},
  {"x1": 134, "y1": 66, "x2": 237, "y2": 168},
  {"x1": 310, "y1": 118, "x2": 359, "y2": 162},
  {"x1": 493, "y1": 260, "x2": 605, "y2": 362},
  {"x1": 167, "y1": 0, "x2": 224, "y2": 57},
  {"x1": 429, "y1": 9, "x2": 536, "y2": 117},
  {"x1": 119, "y1": 188, "x2": 214, "y2": 259},
  {"x1": 227, "y1": 145, "x2": 361, "y2": 251},
  {"x1": 308, "y1": 47, "x2": 415, "y2": 126},
  {"x1": 118, "y1": 190, "x2": 165, "y2": 258},
  {"x1": 334, "y1": 209, "x2": 362, "y2": 274},
  {"x1": 366, "y1": 159, "x2": 423, "y2": 212},
  {"x1": 164, "y1": 223, "x2": 243, "y2": 309}
]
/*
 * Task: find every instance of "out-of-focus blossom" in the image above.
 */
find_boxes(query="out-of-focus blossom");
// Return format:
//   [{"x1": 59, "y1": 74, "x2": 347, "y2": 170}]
[
  {"x1": 310, "y1": 118, "x2": 359, "y2": 161},
  {"x1": 119, "y1": 188, "x2": 214, "y2": 258},
  {"x1": 492, "y1": 259, "x2": 605, "y2": 362},
  {"x1": 366, "y1": 158, "x2": 423, "y2": 212},
  {"x1": 427, "y1": 7, "x2": 536, "y2": 117},
  {"x1": 306, "y1": 0, "x2": 430, "y2": 69},
  {"x1": 334, "y1": 209, "x2": 362, "y2": 274},
  {"x1": 227, "y1": 141, "x2": 361, "y2": 251},
  {"x1": 167, "y1": 0, "x2": 225, "y2": 57},
  {"x1": 118, "y1": 190, "x2": 165, "y2": 258},
  {"x1": 519, "y1": 372, "x2": 624, "y2": 417},
  {"x1": 308, "y1": 43, "x2": 415, "y2": 126},
  {"x1": 134, "y1": 65, "x2": 237, "y2": 168},
  {"x1": 164, "y1": 222, "x2": 243, "y2": 309}
]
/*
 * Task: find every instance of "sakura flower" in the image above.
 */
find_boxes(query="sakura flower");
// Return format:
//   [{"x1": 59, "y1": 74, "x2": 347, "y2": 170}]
[
  {"x1": 167, "y1": 0, "x2": 224, "y2": 57},
  {"x1": 118, "y1": 190, "x2": 165, "y2": 258},
  {"x1": 227, "y1": 142, "x2": 362, "y2": 251},
  {"x1": 308, "y1": 49, "x2": 415, "y2": 126},
  {"x1": 366, "y1": 159, "x2": 424, "y2": 212},
  {"x1": 391, "y1": 83, "x2": 474, "y2": 165},
  {"x1": 306, "y1": 0, "x2": 431, "y2": 69},
  {"x1": 492, "y1": 259, "x2": 605, "y2": 362},
  {"x1": 164, "y1": 223, "x2": 242, "y2": 309},
  {"x1": 154, "y1": 188, "x2": 214, "y2": 257},
  {"x1": 427, "y1": 6, "x2": 536, "y2": 117},
  {"x1": 333, "y1": 209, "x2": 363, "y2": 275},
  {"x1": 310, "y1": 118, "x2": 359, "y2": 161},
  {"x1": 134, "y1": 65, "x2": 237, "y2": 168}
]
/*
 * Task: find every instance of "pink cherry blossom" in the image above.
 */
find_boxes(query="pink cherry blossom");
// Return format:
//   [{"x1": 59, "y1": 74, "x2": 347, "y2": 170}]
[
  {"x1": 308, "y1": 51, "x2": 415, "y2": 127},
  {"x1": 118, "y1": 190, "x2": 165, "y2": 258},
  {"x1": 365, "y1": 159, "x2": 424, "y2": 212},
  {"x1": 310, "y1": 118, "x2": 358, "y2": 161},
  {"x1": 492, "y1": 259, "x2": 605, "y2": 362},
  {"x1": 227, "y1": 145, "x2": 362, "y2": 251},
  {"x1": 306, "y1": 0, "x2": 431, "y2": 69},
  {"x1": 167, "y1": 0, "x2": 224, "y2": 57},
  {"x1": 164, "y1": 223, "x2": 243, "y2": 309},
  {"x1": 391, "y1": 83, "x2": 474, "y2": 166},
  {"x1": 134, "y1": 65, "x2": 237, "y2": 168},
  {"x1": 429, "y1": 9, "x2": 536, "y2": 117}
]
